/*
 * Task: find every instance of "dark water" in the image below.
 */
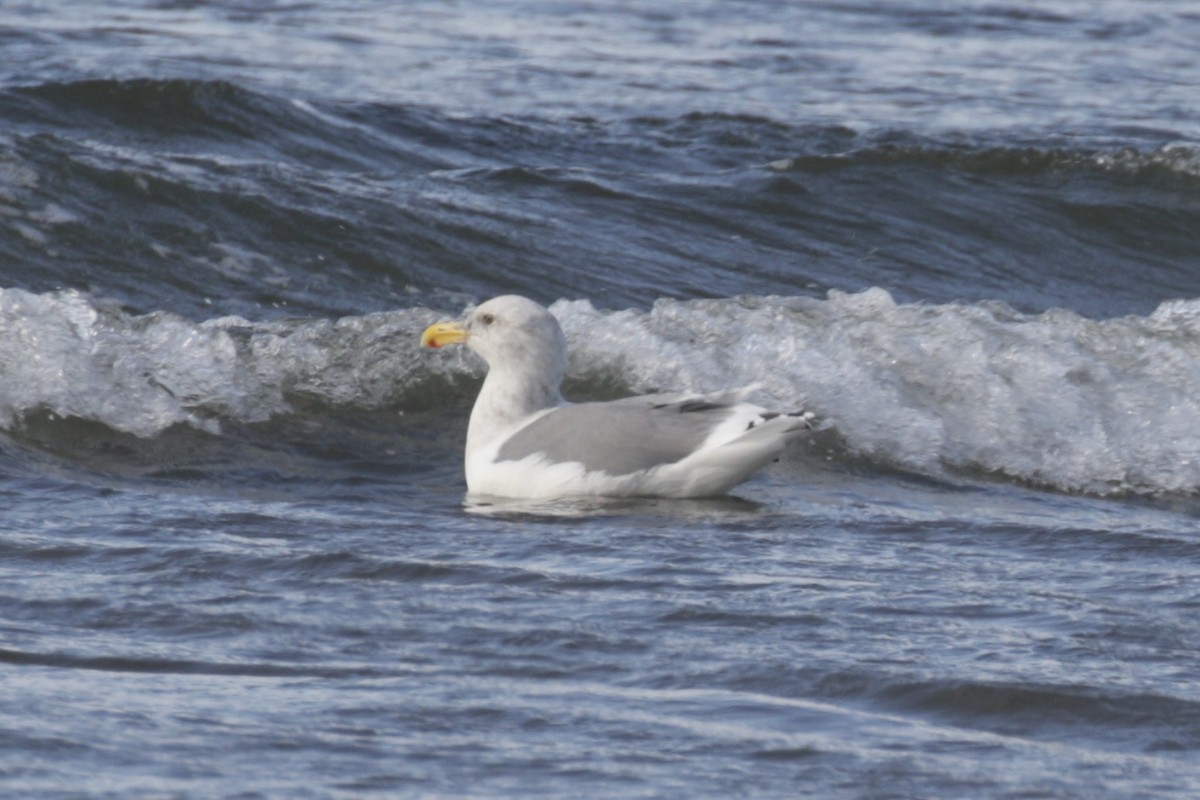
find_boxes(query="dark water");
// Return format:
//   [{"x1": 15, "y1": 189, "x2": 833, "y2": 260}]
[{"x1": 2, "y1": 2, "x2": 1199, "y2": 797}]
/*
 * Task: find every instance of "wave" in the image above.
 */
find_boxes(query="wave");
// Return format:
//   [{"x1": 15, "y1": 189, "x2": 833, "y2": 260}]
[
  {"x1": 0, "y1": 287, "x2": 449, "y2": 437},
  {"x1": 3, "y1": 287, "x2": 1200, "y2": 497},
  {"x1": 551, "y1": 290, "x2": 1200, "y2": 496},
  {"x1": 768, "y1": 137, "x2": 1200, "y2": 183},
  {"x1": 15, "y1": 79, "x2": 1197, "y2": 181},
  {"x1": 3, "y1": 79, "x2": 1198, "y2": 324},
  {"x1": 3, "y1": 78, "x2": 429, "y2": 171}
]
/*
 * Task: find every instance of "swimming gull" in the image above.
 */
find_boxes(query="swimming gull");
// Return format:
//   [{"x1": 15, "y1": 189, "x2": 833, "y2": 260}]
[{"x1": 420, "y1": 295, "x2": 815, "y2": 498}]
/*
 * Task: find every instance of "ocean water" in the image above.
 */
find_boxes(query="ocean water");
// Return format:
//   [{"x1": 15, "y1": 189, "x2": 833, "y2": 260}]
[{"x1": 2, "y1": 1, "x2": 1199, "y2": 797}]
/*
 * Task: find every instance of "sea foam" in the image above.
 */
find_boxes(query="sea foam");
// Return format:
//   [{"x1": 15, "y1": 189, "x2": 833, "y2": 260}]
[
  {"x1": 552, "y1": 289, "x2": 1200, "y2": 496},
  {"x1": 3, "y1": 286, "x2": 1198, "y2": 496}
]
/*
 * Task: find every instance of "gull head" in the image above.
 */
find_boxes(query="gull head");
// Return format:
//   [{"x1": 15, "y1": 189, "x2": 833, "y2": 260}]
[{"x1": 421, "y1": 295, "x2": 568, "y2": 382}]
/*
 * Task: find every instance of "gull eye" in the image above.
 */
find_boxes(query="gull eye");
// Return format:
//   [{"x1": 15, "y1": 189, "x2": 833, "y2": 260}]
[{"x1": 480, "y1": 313, "x2": 496, "y2": 326}]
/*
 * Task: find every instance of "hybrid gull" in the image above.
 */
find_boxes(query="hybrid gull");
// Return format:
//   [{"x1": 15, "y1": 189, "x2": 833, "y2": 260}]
[{"x1": 420, "y1": 295, "x2": 815, "y2": 498}]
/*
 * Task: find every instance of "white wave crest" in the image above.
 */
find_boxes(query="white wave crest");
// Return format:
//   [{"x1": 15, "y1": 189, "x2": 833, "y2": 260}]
[
  {"x1": 4, "y1": 286, "x2": 1199, "y2": 496},
  {"x1": 552, "y1": 289, "x2": 1200, "y2": 496},
  {"x1": 0, "y1": 288, "x2": 441, "y2": 437}
]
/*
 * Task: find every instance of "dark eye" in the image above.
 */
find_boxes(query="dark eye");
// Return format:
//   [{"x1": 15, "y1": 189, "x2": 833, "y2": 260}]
[{"x1": 480, "y1": 313, "x2": 495, "y2": 325}]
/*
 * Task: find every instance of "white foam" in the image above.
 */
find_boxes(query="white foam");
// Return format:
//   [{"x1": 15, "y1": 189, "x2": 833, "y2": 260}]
[
  {"x1": 4, "y1": 286, "x2": 1199, "y2": 496},
  {"x1": 551, "y1": 290, "x2": 1200, "y2": 496},
  {"x1": 0, "y1": 288, "x2": 442, "y2": 437}
]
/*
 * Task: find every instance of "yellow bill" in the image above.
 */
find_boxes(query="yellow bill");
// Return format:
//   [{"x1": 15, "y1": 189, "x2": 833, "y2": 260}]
[{"x1": 420, "y1": 320, "x2": 468, "y2": 349}]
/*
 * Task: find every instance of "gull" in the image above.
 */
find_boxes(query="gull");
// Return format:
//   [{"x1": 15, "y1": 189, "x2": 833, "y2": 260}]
[{"x1": 420, "y1": 295, "x2": 814, "y2": 498}]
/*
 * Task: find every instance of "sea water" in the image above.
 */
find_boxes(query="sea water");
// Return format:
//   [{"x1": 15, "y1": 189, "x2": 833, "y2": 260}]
[{"x1": 1, "y1": 2, "x2": 1199, "y2": 797}]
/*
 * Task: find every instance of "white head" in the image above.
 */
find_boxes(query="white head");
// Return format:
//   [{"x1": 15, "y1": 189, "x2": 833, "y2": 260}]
[{"x1": 421, "y1": 294, "x2": 569, "y2": 393}]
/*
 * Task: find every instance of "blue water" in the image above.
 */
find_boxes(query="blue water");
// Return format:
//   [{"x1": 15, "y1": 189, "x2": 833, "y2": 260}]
[{"x1": 1, "y1": 2, "x2": 1199, "y2": 797}]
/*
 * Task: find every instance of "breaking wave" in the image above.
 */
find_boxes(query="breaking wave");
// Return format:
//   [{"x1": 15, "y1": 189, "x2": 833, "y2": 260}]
[{"x1": 3, "y1": 286, "x2": 1199, "y2": 496}]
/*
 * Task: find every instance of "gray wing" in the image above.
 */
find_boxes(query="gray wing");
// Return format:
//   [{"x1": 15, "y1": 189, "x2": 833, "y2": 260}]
[{"x1": 495, "y1": 396, "x2": 738, "y2": 476}]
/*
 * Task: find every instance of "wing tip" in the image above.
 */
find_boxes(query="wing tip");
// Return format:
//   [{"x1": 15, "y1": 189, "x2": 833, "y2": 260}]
[{"x1": 747, "y1": 409, "x2": 818, "y2": 432}]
